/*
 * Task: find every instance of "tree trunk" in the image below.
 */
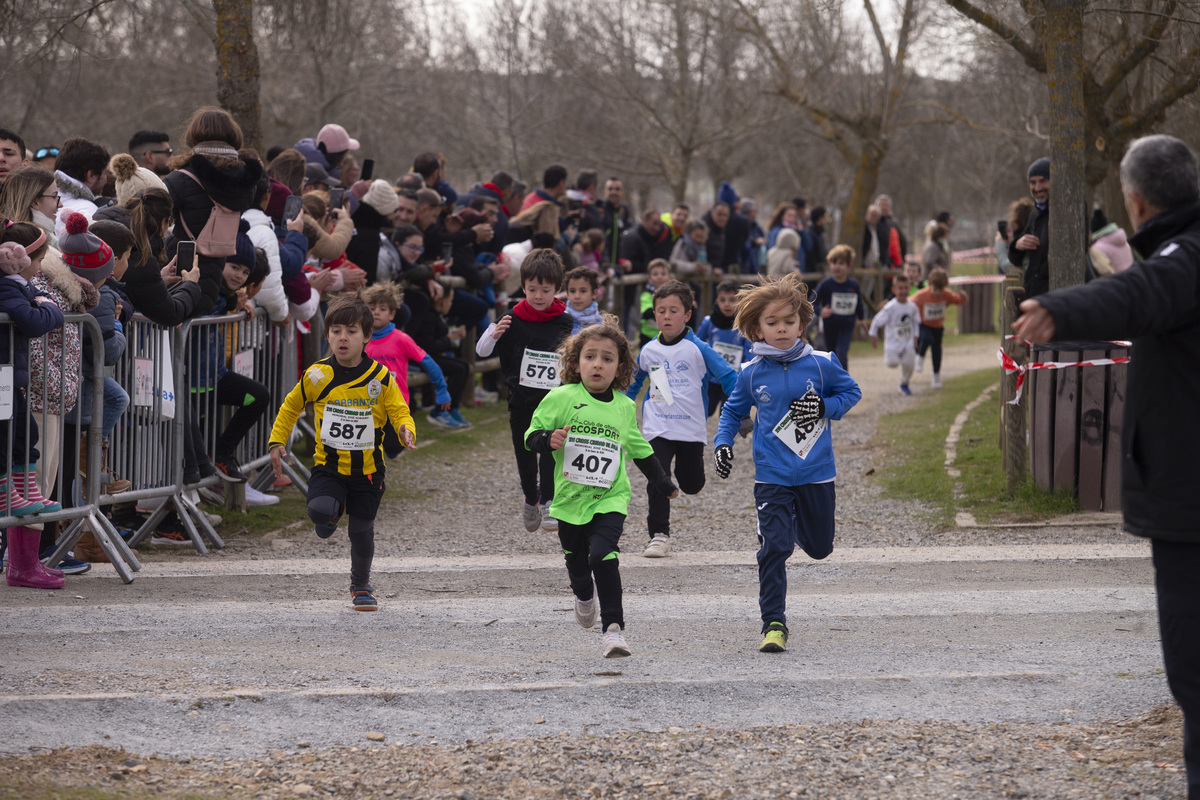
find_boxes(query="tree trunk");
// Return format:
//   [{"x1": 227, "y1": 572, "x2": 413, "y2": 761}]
[
  {"x1": 213, "y1": 0, "x2": 263, "y2": 154},
  {"x1": 838, "y1": 142, "x2": 886, "y2": 266},
  {"x1": 1044, "y1": 0, "x2": 1088, "y2": 290}
]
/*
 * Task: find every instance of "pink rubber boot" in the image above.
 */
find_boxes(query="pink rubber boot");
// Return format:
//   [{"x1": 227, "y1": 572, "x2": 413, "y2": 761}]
[{"x1": 5, "y1": 525, "x2": 64, "y2": 589}]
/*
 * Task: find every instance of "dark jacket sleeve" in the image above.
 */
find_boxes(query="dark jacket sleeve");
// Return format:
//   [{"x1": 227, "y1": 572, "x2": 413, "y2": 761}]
[
  {"x1": 279, "y1": 230, "x2": 307, "y2": 281},
  {"x1": 2, "y1": 283, "x2": 64, "y2": 338},
  {"x1": 121, "y1": 264, "x2": 201, "y2": 327}
]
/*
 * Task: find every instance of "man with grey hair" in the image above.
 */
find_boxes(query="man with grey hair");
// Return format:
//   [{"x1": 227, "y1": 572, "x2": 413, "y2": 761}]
[{"x1": 1013, "y1": 134, "x2": 1200, "y2": 796}]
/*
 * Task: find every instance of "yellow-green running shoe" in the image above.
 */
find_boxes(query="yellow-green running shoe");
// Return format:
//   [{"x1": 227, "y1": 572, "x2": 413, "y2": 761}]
[{"x1": 758, "y1": 622, "x2": 788, "y2": 653}]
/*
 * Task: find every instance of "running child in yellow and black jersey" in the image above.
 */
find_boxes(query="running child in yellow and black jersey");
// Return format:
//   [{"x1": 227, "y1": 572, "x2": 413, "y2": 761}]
[{"x1": 269, "y1": 295, "x2": 415, "y2": 612}]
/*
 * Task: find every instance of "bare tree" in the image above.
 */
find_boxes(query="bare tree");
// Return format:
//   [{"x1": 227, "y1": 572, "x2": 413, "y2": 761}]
[{"x1": 734, "y1": 0, "x2": 937, "y2": 254}]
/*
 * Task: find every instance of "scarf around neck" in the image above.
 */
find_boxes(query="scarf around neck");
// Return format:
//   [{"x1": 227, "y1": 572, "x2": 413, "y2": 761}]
[
  {"x1": 371, "y1": 322, "x2": 395, "y2": 340},
  {"x1": 752, "y1": 339, "x2": 813, "y2": 363},
  {"x1": 513, "y1": 298, "x2": 566, "y2": 322},
  {"x1": 709, "y1": 305, "x2": 735, "y2": 330}
]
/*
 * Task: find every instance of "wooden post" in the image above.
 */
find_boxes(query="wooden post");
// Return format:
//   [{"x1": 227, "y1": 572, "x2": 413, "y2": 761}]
[{"x1": 1001, "y1": 285, "x2": 1027, "y2": 495}]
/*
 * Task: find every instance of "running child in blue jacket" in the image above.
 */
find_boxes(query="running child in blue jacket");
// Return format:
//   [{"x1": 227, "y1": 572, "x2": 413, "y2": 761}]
[{"x1": 713, "y1": 272, "x2": 861, "y2": 653}]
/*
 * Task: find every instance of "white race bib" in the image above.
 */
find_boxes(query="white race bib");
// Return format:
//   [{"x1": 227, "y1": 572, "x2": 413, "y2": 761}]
[
  {"x1": 320, "y1": 405, "x2": 375, "y2": 450},
  {"x1": 563, "y1": 433, "x2": 621, "y2": 488},
  {"x1": 772, "y1": 411, "x2": 826, "y2": 460},
  {"x1": 895, "y1": 320, "x2": 913, "y2": 340},
  {"x1": 713, "y1": 341, "x2": 743, "y2": 367},
  {"x1": 831, "y1": 293, "x2": 858, "y2": 315},
  {"x1": 648, "y1": 365, "x2": 674, "y2": 405},
  {"x1": 519, "y1": 349, "x2": 561, "y2": 389},
  {"x1": 922, "y1": 302, "x2": 946, "y2": 322}
]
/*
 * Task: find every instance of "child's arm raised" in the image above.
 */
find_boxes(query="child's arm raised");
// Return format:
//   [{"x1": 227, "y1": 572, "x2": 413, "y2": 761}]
[{"x1": 475, "y1": 315, "x2": 511, "y2": 357}]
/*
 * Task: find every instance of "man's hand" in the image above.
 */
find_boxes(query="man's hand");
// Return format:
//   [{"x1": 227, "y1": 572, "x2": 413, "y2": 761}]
[
  {"x1": 426, "y1": 279, "x2": 445, "y2": 301},
  {"x1": 789, "y1": 389, "x2": 825, "y2": 426},
  {"x1": 1012, "y1": 299, "x2": 1056, "y2": 343},
  {"x1": 491, "y1": 315, "x2": 512, "y2": 339},
  {"x1": 714, "y1": 444, "x2": 734, "y2": 479},
  {"x1": 399, "y1": 426, "x2": 416, "y2": 449},
  {"x1": 473, "y1": 223, "x2": 494, "y2": 243},
  {"x1": 550, "y1": 425, "x2": 571, "y2": 450},
  {"x1": 820, "y1": 306, "x2": 833, "y2": 319},
  {"x1": 270, "y1": 445, "x2": 290, "y2": 479},
  {"x1": 1014, "y1": 234, "x2": 1040, "y2": 251}
]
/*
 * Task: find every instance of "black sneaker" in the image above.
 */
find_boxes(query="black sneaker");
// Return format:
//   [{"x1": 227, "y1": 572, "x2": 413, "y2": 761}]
[
  {"x1": 40, "y1": 549, "x2": 91, "y2": 575},
  {"x1": 151, "y1": 518, "x2": 190, "y2": 546},
  {"x1": 212, "y1": 454, "x2": 246, "y2": 483},
  {"x1": 350, "y1": 584, "x2": 378, "y2": 611}
]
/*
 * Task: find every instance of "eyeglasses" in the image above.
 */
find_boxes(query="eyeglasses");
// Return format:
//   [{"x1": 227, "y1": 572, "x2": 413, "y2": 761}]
[
  {"x1": 40, "y1": 193, "x2": 62, "y2": 206},
  {"x1": 34, "y1": 148, "x2": 59, "y2": 159},
  {"x1": 400, "y1": 243, "x2": 424, "y2": 253},
  {"x1": 149, "y1": 148, "x2": 173, "y2": 156}
]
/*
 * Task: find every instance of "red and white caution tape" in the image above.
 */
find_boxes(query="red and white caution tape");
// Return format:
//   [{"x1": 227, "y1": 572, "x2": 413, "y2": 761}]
[
  {"x1": 997, "y1": 349, "x2": 1131, "y2": 405},
  {"x1": 948, "y1": 274, "x2": 1006, "y2": 285},
  {"x1": 951, "y1": 247, "x2": 995, "y2": 261},
  {"x1": 1001, "y1": 335, "x2": 1132, "y2": 347}
]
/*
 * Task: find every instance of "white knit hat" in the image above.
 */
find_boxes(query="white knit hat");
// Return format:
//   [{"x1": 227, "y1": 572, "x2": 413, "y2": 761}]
[
  {"x1": 362, "y1": 179, "x2": 399, "y2": 217},
  {"x1": 108, "y1": 153, "x2": 167, "y2": 205}
]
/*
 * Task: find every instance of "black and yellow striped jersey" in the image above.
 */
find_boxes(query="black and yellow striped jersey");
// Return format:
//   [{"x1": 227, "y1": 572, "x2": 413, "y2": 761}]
[{"x1": 269, "y1": 356, "x2": 415, "y2": 477}]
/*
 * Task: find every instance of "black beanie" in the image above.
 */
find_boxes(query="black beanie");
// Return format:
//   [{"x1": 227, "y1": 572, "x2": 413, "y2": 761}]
[{"x1": 1027, "y1": 157, "x2": 1050, "y2": 180}]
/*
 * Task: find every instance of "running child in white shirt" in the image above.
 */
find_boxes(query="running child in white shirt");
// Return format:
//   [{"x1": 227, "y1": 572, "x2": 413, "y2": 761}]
[
  {"x1": 867, "y1": 273, "x2": 919, "y2": 395},
  {"x1": 626, "y1": 280, "x2": 737, "y2": 558}
]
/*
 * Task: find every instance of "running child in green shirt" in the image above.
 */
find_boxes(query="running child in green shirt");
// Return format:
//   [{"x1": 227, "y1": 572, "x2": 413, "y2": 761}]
[{"x1": 525, "y1": 316, "x2": 678, "y2": 658}]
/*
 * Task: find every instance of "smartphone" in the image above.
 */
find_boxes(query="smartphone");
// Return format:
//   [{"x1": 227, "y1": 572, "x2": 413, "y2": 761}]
[
  {"x1": 997, "y1": 220, "x2": 1008, "y2": 236},
  {"x1": 440, "y1": 243, "x2": 453, "y2": 261},
  {"x1": 328, "y1": 188, "x2": 345, "y2": 211},
  {"x1": 283, "y1": 194, "x2": 304, "y2": 222},
  {"x1": 361, "y1": 159, "x2": 374, "y2": 182},
  {"x1": 177, "y1": 240, "x2": 196, "y2": 273}
]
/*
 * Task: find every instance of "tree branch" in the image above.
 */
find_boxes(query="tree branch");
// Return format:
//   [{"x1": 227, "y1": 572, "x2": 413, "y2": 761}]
[
  {"x1": 1097, "y1": 0, "x2": 1176, "y2": 100},
  {"x1": 941, "y1": 0, "x2": 1046, "y2": 72}
]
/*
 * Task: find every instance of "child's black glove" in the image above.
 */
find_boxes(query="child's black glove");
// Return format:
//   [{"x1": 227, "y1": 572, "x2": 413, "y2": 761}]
[
  {"x1": 789, "y1": 389, "x2": 825, "y2": 427},
  {"x1": 714, "y1": 444, "x2": 734, "y2": 479}
]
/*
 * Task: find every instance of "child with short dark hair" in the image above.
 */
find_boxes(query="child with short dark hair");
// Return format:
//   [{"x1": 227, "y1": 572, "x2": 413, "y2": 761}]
[
  {"x1": 868, "y1": 273, "x2": 919, "y2": 394},
  {"x1": 362, "y1": 281, "x2": 460, "y2": 439},
  {"x1": 714, "y1": 272, "x2": 861, "y2": 652},
  {"x1": 626, "y1": 280, "x2": 737, "y2": 558},
  {"x1": 526, "y1": 317, "x2": 677, "y2": 658},
  {"x1": 813, "y1": 244, "x2": 868, "y2": 370},
  {"x1": 911, "y1": 267, "x2": 967, "y2": 388},
  {"x1": 563, "y1": 267, "x2": 603, "y2": 334},
  {"x1": 696, "y1": 277, "x2": 753, "y2": 417},
  {"x1": 269, "y1": 295, "x2": 416, "y2": 612},
  {"x1": 476, "y1": 249, "x2": 572, "y2": 532},
  {"x1": 638, "y1": 258, "x2": 673, "y2": 346}
]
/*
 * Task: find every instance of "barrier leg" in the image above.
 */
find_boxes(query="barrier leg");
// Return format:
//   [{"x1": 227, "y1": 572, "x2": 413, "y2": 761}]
[
  {"x1": 171, "y1": 495, "x2": 209, "y2": 555},
  {"x1": 85, "y1": 512, "x2": 136, "y2": 584},
  {"x1": 91, "y1": 511, "x2": 142, "y2": 572},
  {"x1": 179, "y1": 491, "x2": 224, "y2": 550},
  {"x1": 127, "y1": 501, "x2": 173, "y2": 548}
]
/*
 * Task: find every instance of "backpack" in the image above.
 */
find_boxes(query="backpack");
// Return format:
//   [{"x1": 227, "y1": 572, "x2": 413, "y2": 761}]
[{"x1": 177, "y1": 169, "x2": 241, "y2": 257}]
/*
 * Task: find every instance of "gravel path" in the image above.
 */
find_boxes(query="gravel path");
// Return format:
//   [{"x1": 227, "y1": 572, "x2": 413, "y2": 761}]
[{"x1": 3, "y1": 336, "x2": 1178, "y2": 799}]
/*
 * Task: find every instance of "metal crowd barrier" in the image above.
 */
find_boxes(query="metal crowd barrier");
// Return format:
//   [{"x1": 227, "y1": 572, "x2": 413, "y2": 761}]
[{"x1": 0, "y1": 312, "x2": 141, "y2": 583}]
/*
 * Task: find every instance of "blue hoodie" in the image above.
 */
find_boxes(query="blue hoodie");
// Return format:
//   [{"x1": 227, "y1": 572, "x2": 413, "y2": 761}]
[{"x1": 715, "y1": 343, "x2": 861, "y2": 486}]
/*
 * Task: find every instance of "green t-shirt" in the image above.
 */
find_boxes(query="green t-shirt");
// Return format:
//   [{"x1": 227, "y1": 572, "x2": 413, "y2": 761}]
[{"x1": 526, "y1": 382, "x2": 655, "y2": 525}]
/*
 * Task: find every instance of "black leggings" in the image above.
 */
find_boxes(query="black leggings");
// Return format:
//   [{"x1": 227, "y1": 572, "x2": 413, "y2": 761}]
[
  {"x1": 429, "y1": 355, "x2": 468, "y2": 410},
  {"x1": 212, "y1": 372, "x2": 271, "y2": 458},
  {"x1": 559, "y1": 512, "x2": 626, "y2": 630},
  {"x1": 509, "y1": 405, "x2": 555, "y2": 507},
  {"x1": 646, "y1": 438, "x2": 706, "y2": 538},
  {"x1": 917, "y1": 324, "x2": 945, "y2": 374}
]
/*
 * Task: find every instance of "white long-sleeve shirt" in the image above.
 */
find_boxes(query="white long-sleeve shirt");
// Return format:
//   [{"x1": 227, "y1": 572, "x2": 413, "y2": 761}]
[{"x1": 868, "y1": 297, "x2": 918, "y2": 356}]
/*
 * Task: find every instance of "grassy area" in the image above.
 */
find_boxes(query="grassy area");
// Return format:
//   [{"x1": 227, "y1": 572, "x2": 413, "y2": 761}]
[{"x1": 874, "y1": 363, "x2": 1076, "y2": 527}]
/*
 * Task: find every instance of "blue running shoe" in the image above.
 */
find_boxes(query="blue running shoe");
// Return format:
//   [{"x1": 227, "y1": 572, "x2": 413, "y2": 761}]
[{"x1": 448, "y1": 409, "x2": 472, "y2": 428}]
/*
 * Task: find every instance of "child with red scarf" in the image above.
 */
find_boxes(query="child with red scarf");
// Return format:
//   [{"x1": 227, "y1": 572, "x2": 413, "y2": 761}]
[{"x1": 476, "y1": 249, "x2": 572, "y2": 534}]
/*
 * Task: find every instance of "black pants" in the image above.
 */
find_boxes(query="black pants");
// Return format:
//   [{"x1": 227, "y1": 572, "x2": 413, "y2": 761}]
[
  {"x1": 429, "y1": 354, "x2": 468, "y2": 410},
  {"x1": 917, "y1": 324, "x2": 945, "y2": 374},
  {"x1": 646, "y1": 437, "x2": 705, "y2": 538},
  {"x1": 509, "y1": 404, "x2": 555, "y2": 507},
  {"x1": 212, "y1": 372, "x2": 271, "y2": 458},
  {"x1": 307, "y1": 466, "x2": 384, "y2": 586},
  {"x1": 182, "y1": 396, "x2": 208, "y2": 476},
  {"x1": 0, "y1": 392, "x2": 40, "y2": 473},
  {"x1": 1152, "y1": 539, "x2": 1200, "y2": 799},
  {"x1": 559, "y1": 512, "x2": 625, "y2": 630}
]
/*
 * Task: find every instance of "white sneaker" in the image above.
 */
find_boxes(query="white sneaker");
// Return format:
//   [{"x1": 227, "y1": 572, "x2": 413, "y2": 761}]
[
  {"x1": 204, "y1": 511, "x2": 223, "y2": 526},
  {"x1": 475, "y1": 386, "x2": 499, "y2": 404},
  {"x1": 914, "y1": 355, "x2": 924, "y2": 373},
  {"x1": 642, "y1": 535, "x2": 670, "y2": 558},
  {"x1": 574, "y1": 593, "x2": 598, "y2": 628},
  {"x1": 540, "y1": 503, "x2": 558, "y2": 532},
  {"x1": 522, "y1": 503, "x2": 541, "y2": 532},
  {"x1": 245, "y1": 485, "x2": 280, "y2": 506},
  {"x1": 602, "y1": 623, "x2": 631, "y2": 658},
  {"x1": 931, "y1": 373, "x2": 942, "y2": 389}
]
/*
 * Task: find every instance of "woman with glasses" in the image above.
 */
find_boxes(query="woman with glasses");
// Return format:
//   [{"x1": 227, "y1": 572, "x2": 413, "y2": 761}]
[{"x1": 0, "y1": 165, "x2": 61, "y2": 249}]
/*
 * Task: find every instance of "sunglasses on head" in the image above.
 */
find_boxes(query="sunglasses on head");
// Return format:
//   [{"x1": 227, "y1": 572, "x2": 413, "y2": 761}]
[{"x1": 34, "y1": 147, "x2": 59, "y2": 159}]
